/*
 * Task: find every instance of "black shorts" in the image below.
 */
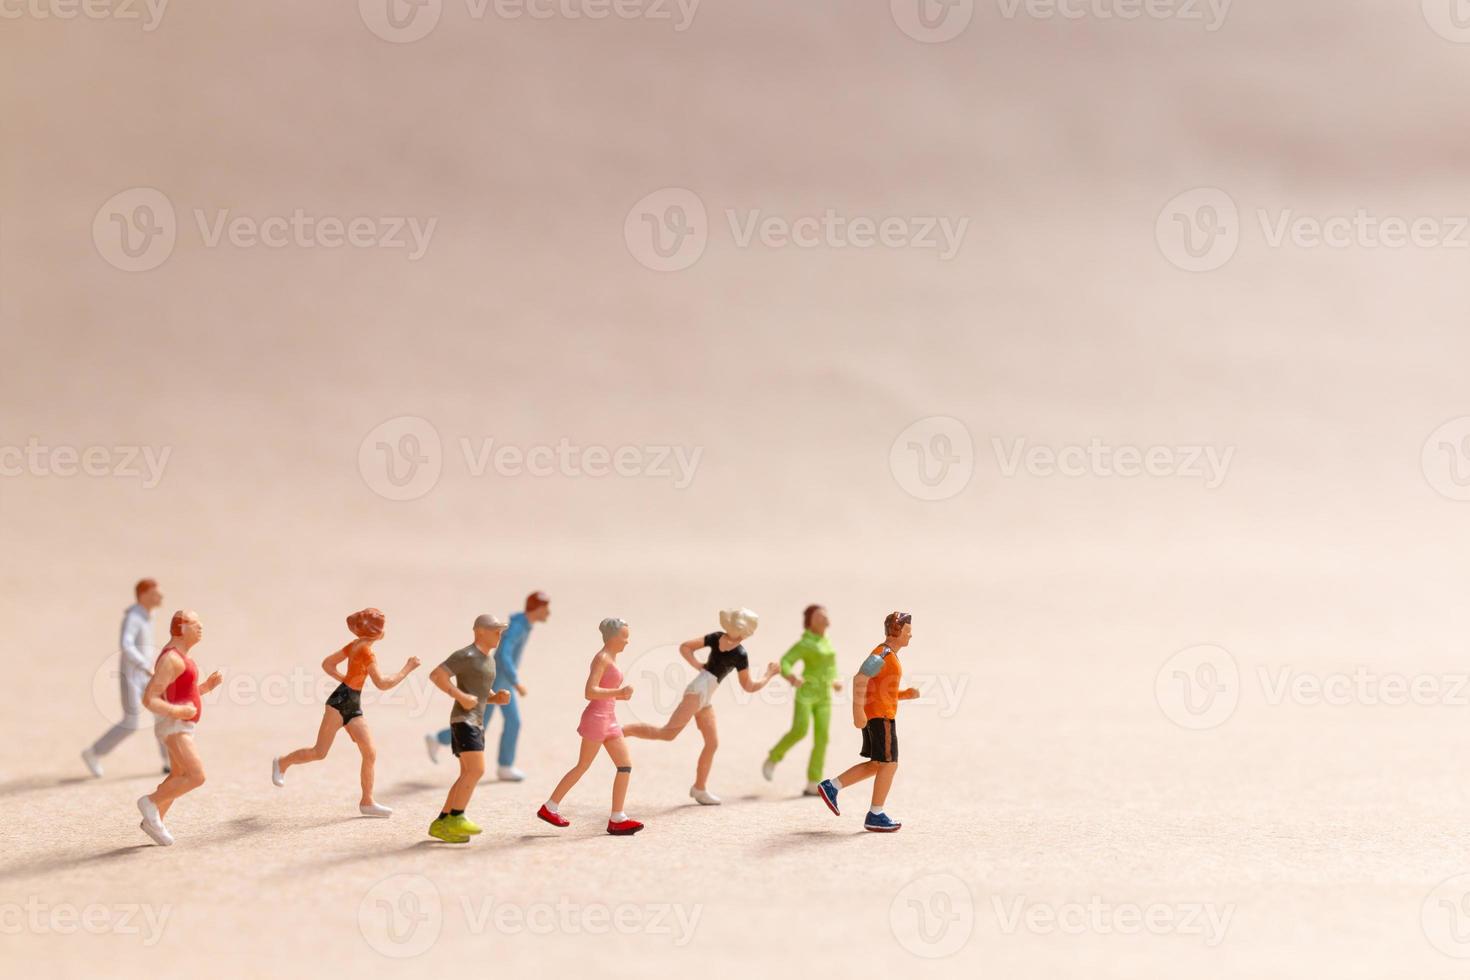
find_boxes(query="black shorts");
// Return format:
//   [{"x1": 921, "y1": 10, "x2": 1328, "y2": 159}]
[
  {"x1": 450, "y1": 722, "x2": 485, "y2": 757},
  {"x1": 326, "y1": 683, "x2": 364, "y2": 725},
  {"x1": 860, "y1": 717, "x2": 898, "y2": 763}
]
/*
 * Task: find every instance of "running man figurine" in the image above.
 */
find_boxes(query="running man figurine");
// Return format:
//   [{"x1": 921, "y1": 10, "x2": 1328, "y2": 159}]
[
  {"x1": 83, "y1": 578, "x2": 171, "y2": 777},
  {"x1": 762, "y1": 604, "x2": 842, "y2": 795},
  {"x1": 271, "y1": 608, "x2": 420, "y2": 816},
  {"x1": 816, "y1": 611, "x2": 919, "y2": 833},
  {"x1": 136, "y1": 610, "x2": 221, "y2": 846},
  {"x1": 536, "y1": 617, "x2": 644, "y2": 836},
  {"x1": 425, "y1": 591, "x2": 549, "y2": 781},
  {"x1": 426, "y1": 614, "x2": 512, "y2": 843}
]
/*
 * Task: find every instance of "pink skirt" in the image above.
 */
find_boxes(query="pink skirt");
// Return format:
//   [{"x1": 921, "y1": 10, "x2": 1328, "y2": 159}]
[{"x1": 577, "y1": 704, "x2": 622, "y2": 742}]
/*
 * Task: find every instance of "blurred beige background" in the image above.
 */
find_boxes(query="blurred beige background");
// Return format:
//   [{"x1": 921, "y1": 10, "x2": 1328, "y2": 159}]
[{"x1": 6, "y1": 1, "x2": 1470, "y2": 977}]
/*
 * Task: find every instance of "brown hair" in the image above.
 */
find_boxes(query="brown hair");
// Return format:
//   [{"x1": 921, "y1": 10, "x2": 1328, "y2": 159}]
[
  {"x1": 802, "y1": 604, "x2": 823, "y2": 629},
  {"x1": 884, "y1": 611, "x2": 912, "y2": 636},
  {"x1": 346, "y1": 607, "x2": 386, "y2": 640},
  {"x1": 135, "y1": 578, "x2": 158, "y2": 600},
  {"x1": 525, "y1": 591, "x2": 550, "y2": 612},
  {"x1": 169, "y1": 610, "x2": 196, "y2": 636}
]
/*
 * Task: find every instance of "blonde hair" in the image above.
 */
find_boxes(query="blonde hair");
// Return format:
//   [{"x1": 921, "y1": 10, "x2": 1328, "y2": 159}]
[{"x1": 718, "y1": 607, "x2": 759, "y2": 639}]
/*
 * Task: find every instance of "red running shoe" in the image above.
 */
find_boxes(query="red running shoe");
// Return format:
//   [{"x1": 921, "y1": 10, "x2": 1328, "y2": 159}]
[
  {"x1": 607, "y1": 818, "x2": 644, "y2": 836},
  {"x1": 536, "y1": 804, "x2": 569, "y2": 828}
]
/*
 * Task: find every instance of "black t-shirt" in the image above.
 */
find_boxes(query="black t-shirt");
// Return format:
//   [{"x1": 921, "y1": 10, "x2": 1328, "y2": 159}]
[{"x1": 702, "y1": 632, "x2": 750, "y2": 682}]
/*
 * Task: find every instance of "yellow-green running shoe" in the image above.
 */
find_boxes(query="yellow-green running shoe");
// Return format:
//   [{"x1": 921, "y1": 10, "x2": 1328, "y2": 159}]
[
  {"x1": 445, "y1": 814, "x2": 482, "y2": 836},
  {"x1": 428, "y1": 816, "x2": 470, "y2": 843}
]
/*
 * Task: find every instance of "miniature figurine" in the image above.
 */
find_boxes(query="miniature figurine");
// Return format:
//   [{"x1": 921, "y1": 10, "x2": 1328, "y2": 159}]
[
  {"x1": 536, "y1": 617, "x2": 643, "y2": 836},
  {"x1": 816, "y1": 611, "x2": 919, "y2": 832},
  {"x1": 426, "y1": 591, "x2": 549, "y2": 781},
  {"x1": 426, "y1": 614, "x2": 512, "y2": 843},
  {"x1": 136, "y1": 610, "x2": 221, "y2": 846},
  {"x1": 623, "y1": 608, "x2": 778, "y2": 805},
  {"x1": 84, "y1": 579, "x2": 171, "y2": 777},
  {"x1": 271, "y1": 608, "x2": 420, "y2": 817},
  {"x1": 762, "y1": 604, "x2": 842, "y2": 795}
]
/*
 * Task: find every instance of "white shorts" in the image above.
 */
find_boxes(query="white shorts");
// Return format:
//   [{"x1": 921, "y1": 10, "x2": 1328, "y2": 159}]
[
  {"x1": 684, "y1": 670, "x2": 720, "y2": 710},
  {"x1": 155, "y1": 717, "x2": 197, "y2": 739}
]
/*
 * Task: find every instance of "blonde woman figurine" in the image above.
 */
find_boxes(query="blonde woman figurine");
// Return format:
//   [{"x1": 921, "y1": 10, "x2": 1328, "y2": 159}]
[{"x1": 623, "y1": 607, "x2": 778, "y2": 805}]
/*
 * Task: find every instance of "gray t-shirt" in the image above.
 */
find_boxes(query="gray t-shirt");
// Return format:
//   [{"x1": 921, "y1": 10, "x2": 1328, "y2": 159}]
[{"x1": 440, "y1": 643, "x2": 496, "y2": 726}]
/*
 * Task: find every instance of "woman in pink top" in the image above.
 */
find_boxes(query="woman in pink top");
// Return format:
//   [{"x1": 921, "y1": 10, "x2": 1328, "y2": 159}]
[{"x1": 537, "y1": 617, "x2": 643, "y2": 836}]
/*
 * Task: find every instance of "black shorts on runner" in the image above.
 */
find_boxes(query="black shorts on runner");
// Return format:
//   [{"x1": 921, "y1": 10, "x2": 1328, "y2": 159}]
[
  {"x1": 326, "y1": 683, "x2": 364, "y2": 725},
  {"x1": 860, "y1": 717, "x2": 898, "y2": 763},
  {"x1": 450, "y1": 722, "x2": 485, "y2": 757}
]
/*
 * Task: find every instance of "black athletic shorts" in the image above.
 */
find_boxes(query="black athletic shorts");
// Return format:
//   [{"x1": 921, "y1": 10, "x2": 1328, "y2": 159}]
[
  {"x1": 860, "y1": 717, "x2": 898, "y2": 763},
  {"x1": 450, "y1": 721, "x2": 485, "y2": 757},
  {"x1": 326, "y1": 683, "x2": 364, "y2": 725}
]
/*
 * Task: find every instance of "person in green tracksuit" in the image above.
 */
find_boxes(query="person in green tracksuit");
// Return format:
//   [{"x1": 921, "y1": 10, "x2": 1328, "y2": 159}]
[{"x1": 762, "y1": 604, "x2": 842, "y2": 795}]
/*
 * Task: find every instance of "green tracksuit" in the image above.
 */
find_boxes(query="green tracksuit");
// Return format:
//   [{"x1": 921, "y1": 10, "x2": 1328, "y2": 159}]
[{"x1": 766, "y1": 629, "x2": 838, "y2": 782}]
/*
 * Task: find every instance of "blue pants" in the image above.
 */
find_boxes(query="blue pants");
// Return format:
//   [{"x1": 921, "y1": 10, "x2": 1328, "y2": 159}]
[{"x1": 434, "y1": 690, "x2": 520, "y2": 767}]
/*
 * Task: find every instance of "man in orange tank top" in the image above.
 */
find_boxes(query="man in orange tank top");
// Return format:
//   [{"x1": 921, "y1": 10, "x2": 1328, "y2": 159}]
[{"x1": 137, "y1": 610, "x2": 221, "y2": 846}]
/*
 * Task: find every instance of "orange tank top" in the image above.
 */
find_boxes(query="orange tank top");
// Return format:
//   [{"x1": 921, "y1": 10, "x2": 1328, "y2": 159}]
[{"x1": 343, "y1": 641, "x2": 376, "y2": 690}]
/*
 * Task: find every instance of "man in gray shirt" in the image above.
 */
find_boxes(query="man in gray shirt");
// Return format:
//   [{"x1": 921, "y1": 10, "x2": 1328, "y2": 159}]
[
  {"x1": 427, "y1": 613, "x2": 510, "y2": 843},
  {"x1": 83, "y1": 579, "x2": 170, "y2": 776}
]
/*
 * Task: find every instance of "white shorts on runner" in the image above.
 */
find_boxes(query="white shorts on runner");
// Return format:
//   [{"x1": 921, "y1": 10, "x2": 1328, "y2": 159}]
[
  {"x1": 155, "y1": 717, "x2": 197, "y2": 739},
  {"x1": 684, "y1": 670, "x2": 720, "y2": 710}
]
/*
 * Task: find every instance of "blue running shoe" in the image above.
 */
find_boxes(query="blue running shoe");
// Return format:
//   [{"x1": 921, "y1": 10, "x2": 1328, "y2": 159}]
[
  {"x1": 817, "y1": 779, "x2": 840, "y2": 816},
  {"x1": 864, "y1": 811, "x2": 902, "y2": 833}
]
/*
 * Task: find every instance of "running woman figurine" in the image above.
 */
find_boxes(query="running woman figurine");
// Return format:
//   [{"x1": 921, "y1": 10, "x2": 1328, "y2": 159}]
[
  {"x1": 623, "y1": 608, "x2": 778, "y2": 805},
  {"x1": 426, "y1": 614, "x2": 511, "y2": 843},
  {"x1": 816, "y1": 611, "x2": 919, "y2": 832},
  {"x1": 136, "y1": 610, "x2": 221, "y2": 846},
  {"x1": 762, "y1": 604, "x2": 842, "y2": 795},
  {"x1": 425, "y1": 591, "x2": 550, "y2": 781},
  {"x1": 84, "y1": 578, "x2": 171, "y2": 777},
  {"x1": 271, "y1": 608, "x2": 420, "y2": 817},
  {"x1": 536, "y1": 617, "x2": 643, "y2": 836}
]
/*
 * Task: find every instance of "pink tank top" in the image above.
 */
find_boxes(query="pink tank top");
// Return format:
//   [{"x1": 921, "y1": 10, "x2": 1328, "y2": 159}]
[
  {"x1": 583, "y1": 661, "x2": 622, "y2": 720},
  {"x1": 157, "y1": 647, "x2": 202, "y2": 723}
]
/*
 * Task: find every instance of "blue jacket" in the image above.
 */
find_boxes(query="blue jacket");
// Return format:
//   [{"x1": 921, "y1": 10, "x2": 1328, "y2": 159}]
[{"x1": 492, "y1": 612, "x2": 532, "y2": 691}]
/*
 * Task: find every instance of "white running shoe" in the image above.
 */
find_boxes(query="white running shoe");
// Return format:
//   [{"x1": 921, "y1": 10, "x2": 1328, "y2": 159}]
[
  {"x1": 359, "y1": 802, "x2": 393, "y2": 818},
  {"x1": 498, "y1": 766, "x2": 526, "y2": 782},
  {"x1": 136, "y1": 796, "x2": 173, "y2": 846},
  {"x1": 424, "y1": 734, "x2": 440, "y2": 764},
  {"x1": 81, "y1": 749, "x2": 102, "y2": 779},
  {"x1": 803, "y1": 781, "x2": 822, "y2": 796},
  {"x1": 689, "y1": 786, "x2": 722, "y2": 806},
  {"x1": 271, "y1": 757, "x2": 284, "y2": 787},
  {"x1": 761, "y1": 758, "x2": 777, "y2": 782}
]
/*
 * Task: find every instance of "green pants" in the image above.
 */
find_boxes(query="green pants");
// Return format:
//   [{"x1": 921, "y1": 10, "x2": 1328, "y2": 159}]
[{"x1": 767, "y1": 697, "x2": 831, "y2": 783}]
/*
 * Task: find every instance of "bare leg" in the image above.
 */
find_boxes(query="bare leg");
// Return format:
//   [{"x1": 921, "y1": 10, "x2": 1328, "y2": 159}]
[
  {"x1": 549, "y1": 738, "x2": 601, "y2": 805},
  {"x1": 279, "y1": 709, "x2": 343, "y2": 773},
  {"x1": 150, "y1": 734, "x2": 205, "y2": 819},
  {"x1": 834, "y1": 759, "x2": 879, "y2": 787},
  {"x1": 345, "y1": 718, "x2": 377, "y2": 805},
  {"x1": 443, "y1": 751, "x2": 485, "y2": 813},
  {"x1": 603, "y1": 736, "x2": 632, "y2": 813},
  {"x1": 871, "y1": 762, "x2": 898, "y2": 808},
  {"x1": 622, "y1": 692, "x2": 700, "y2": 741},
  {"x1": 692, "y1": 707, "x2": 719, "y2": 791}
]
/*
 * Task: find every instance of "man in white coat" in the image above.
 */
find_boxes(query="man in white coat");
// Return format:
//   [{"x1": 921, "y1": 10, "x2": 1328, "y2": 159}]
[{"x1": 82, "y1": 579, "x2": 170, "y2": 776}]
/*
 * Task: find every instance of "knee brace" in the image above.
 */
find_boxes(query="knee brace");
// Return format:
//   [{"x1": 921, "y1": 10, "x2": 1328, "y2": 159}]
[{"x1": 616, "y1": 766, "x2": 632, "y2": 773}]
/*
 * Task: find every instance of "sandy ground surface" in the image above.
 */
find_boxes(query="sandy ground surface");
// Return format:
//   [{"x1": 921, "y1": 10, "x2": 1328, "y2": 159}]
[{"x1": 8, "y1": 1, "x2": 1470, "y2": 977}]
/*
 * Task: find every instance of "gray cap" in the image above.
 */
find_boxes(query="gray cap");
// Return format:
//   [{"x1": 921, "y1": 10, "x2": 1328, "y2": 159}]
[{"x1": 473, "y1": 613, "x2": 508, "y2": 631}]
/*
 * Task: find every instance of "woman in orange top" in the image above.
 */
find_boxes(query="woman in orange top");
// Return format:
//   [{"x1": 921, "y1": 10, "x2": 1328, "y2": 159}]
[{"x1": 271, "y1": 608, "x2": 421, "y2": 817}]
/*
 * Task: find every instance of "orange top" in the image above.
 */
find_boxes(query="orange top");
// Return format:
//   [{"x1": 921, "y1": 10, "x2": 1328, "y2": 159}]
[
  {"x1": 343, "y1": 641, "x2": 376, "y2": 690},
  {"x1": 862, "y1": 644, "x2": 904, "y2": 720}
]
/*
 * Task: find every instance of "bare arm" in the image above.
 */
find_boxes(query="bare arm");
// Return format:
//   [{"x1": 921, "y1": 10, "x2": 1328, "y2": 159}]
[
  {"x1": 850, "y1": 672, "x2": 869, "y2": 727},
  {"x1": 370, "y1": 656, "x2": 422, "y2": 690},
  {"x1": 143, "y1": 651, "x2": 193, "y2": 720},
  {"x1": 321, "y1": 649, "x2": 349, "y2": 683},
  {"x1": 430, "y1": 664, "x2": 478, "y2": 710},
  {"x1": 737, "y1": 662, "x2": 780, "y2": 693},
  {"x1": 677, "y1": 636, "x2": 707, "y2": 671},
  {"x1": 584, "y1": 652, "x2": 632, "y2": 701}
]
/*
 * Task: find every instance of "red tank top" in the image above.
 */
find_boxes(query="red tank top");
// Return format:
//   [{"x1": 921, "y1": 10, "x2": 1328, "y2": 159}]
[{"x1": 157, "y1": 647, "x2": 202, "y2": 723}]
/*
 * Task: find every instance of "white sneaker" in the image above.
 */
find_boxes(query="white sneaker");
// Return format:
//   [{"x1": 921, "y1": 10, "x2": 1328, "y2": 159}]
[
  {"x1": 803, "y1": 781, "x2": 822, "y2": 796},
  {"x1": 81, "y1": 749, "x2": 102, "y2": 779},
  {"x1": 689, "y1": 786, "x2": 722, "y2": 806},
  {"x1": 136, "y1": 796, "x2": 173, "y2": 846},
  {"x1": 761, "y1": 758, "x2": 777, "y2": 782},
  {"x1": 498, "y1": 766, "x2": 525, "y2": 782},
  {"x1": 359, "y1": 802, "x2": 393, "y2": 818},
  {"x1": 424, "y1": 734, "x2": 440, "y2": 764},
  {"x1": 271, "y1": 757, "x2": 285, "y2": 787}
]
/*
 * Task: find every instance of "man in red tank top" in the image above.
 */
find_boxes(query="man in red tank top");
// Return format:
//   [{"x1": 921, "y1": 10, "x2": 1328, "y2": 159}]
[{"x1": 137, "y1": 610, "x2": 221, "y2": 846}]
